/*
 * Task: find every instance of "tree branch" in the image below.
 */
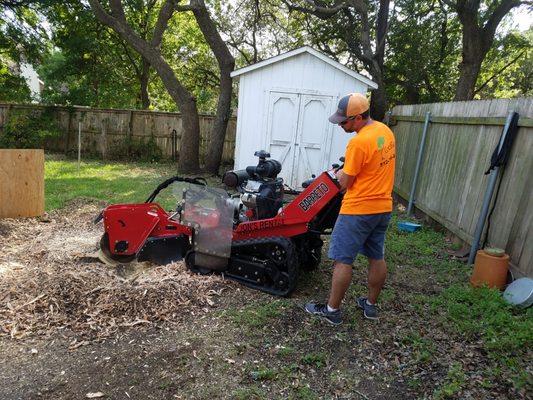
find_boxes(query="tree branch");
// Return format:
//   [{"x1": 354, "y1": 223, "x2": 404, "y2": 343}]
[
  {"x1": 474, "y1": 50, "x2": 525, "y2": 94},
  {"x1": 375, "y1": 0, "x2": 390, "y2": 64},
  {"x1": 151, "y1": 0, "x2": 175, "y2": 48},
  {"x1": 118, "y1": 38, "x2": 142, "y2": 78},
  {"x1": 188, "y1": 0, "x2": 234, "y2": 70},
  {"x1": 483, "y1": 0, "x2": 522, "y2": 44},
  {"x1": 109, "y1": 0, "x2": 127, "y2": 22},
  {"x1": 283, "y1": 0, "x2": 349, "y2": 20}
]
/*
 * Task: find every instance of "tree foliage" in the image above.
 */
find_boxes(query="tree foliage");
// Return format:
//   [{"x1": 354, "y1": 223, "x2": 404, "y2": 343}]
[
  {"x1": 1, "y1": 0, "x2": 531, "y2": 129},
  {"x1": 475, "y1": 27, "x2": 532, "y2": 98},
  {"x1": 385, "y1": 0, "x2": 462, "y2": 105},
  {"x1": 442, "y1": 0, "x2": 531, "y2": 100},
  {"x1": 0, "y1": 59, "x2": 32, "y2": 102}
]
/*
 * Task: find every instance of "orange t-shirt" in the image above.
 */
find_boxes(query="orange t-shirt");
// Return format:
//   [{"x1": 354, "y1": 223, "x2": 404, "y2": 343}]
[{"x1": 340, "y1": 121, "x2": 396, "y2": 215}]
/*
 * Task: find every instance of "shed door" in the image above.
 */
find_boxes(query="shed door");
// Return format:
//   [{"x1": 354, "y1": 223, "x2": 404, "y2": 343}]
[
  {"x1": 293, "y1": 94, "x2": 334, "y2": 188},
  {"x1": 265, "y1": 92, "x2": 300, "y2": 186},
  {"x1": 266, "y1": 91, "x2": 334, "y2": 188}
]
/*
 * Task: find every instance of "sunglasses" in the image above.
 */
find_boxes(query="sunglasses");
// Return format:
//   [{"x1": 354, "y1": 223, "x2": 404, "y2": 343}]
[{"x1": 339, "y1": 116, "x2": 356, "y2": 126}]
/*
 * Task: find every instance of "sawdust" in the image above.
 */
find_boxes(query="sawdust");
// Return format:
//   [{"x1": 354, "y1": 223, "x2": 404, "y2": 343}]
[{"x1": 0, "y1": 200, "x2": 225, "y2": 342}]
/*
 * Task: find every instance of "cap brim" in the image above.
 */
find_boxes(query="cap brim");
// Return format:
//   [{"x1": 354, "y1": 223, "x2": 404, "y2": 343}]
[{"x1": 328, "y1": 111, "x2": 346, "y2": 124}]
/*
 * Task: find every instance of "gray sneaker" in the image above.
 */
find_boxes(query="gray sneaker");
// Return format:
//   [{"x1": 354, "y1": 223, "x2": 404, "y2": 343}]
[
  {"x1": 357, "y1": 297, "x2": 379, "y2": 320},
  {"x1": 304, "y1": 302, "x2": 342, "y2": 325}
]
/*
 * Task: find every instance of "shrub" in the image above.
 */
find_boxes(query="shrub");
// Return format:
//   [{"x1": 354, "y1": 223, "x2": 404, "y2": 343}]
[
  {"x1": 0, "y1": 108, "x2": 61, "y2": 148},
  {"x1": 108, "y1": 135, "x2": 163, "y2": 163}
]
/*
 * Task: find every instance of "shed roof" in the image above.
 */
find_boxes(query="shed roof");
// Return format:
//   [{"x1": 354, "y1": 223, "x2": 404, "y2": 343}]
[{"x1": 230, "y1": 46, "x2": 378, "y2": 90}]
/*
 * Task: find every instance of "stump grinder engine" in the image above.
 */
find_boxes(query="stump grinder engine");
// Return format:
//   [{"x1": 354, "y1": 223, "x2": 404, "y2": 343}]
[{"x1": 96, "y1": 150, "x2": 344, "y2": 296}]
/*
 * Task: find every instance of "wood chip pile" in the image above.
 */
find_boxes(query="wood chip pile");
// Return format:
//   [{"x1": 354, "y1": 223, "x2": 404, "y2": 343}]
[{"x1": 0, "y1": 200, "x2": 225, "y2": 341}]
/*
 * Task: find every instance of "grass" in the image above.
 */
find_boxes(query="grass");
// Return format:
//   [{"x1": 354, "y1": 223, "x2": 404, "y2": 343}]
[
  {"x1": 301, "y1": 352, "x2": 327, "y2": 369},
  {"x1": 249, "y1": 367, "x2": 278, "y2": 381},
  {"x1": 433, "y1": 362, "x2": 467, "y2": 399},
  {"x1": 277, "y1": 346, "x2": 296, "y2": 358},
  {"x1": 289, "y1": 387, "x2": 319, "y2": 400},
  {"x1": 44, "y1": 155, "x2": 220, "y2": 211},
  {"x1": 225, "y1": 300, "x2": 291, "y2": 330},
  {"x1": 401, "y1": 332, "x2": 436, "y2": 364},
  {"x1": 374, "y1": 214, "x2": 532, "y2": 394},
  {"x1": 425, "y1": 284, "x2": 533, "y2": 389}
]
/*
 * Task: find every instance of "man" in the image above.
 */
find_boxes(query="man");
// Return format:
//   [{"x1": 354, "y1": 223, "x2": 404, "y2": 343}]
[{"x1": 304, "y1": 93, "x2": 396, "y2": 325}]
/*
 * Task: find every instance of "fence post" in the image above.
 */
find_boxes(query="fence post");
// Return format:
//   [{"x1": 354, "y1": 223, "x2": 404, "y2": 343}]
[
  {"x1": 128, "y1": 110, "x2": 134, "y2": 156},
  {"x1": 384, "y1": 110, "x2": 392, "y2": 126},
  {"x1": 100, "y1": 118, "x2": 107, "y2": 160},
  {"x1": 172, "y1": 129, "x2": 177, "y2": 161},
  {"x1": 77, "y1": 121, "x2": 82, "y2": 173},
  {"x1": 64, "y1": 110, "x2": 73, "y2": 155},
  {"x1": 407, "y1": 111, "x2": 431, "y2": 216}
]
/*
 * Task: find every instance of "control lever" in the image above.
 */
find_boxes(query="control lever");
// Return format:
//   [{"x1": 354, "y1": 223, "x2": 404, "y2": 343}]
[
  {"x1": 301, "y1": 174, "x2": 316, "y2": 188},
  {"x1": 334, "y1": 157, "x2": 345, "y2": 173}
]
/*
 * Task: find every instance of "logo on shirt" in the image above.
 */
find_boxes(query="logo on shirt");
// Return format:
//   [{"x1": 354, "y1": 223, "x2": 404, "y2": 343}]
[
  {"x1": 377, "y1": 136, "x2": 385, "y2": 150},
  {"x1": 378, "y1": 137, "x2": 396, "y2": 167}
]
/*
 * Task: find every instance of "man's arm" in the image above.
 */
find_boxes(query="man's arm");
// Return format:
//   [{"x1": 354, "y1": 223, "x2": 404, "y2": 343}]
[{"x1": 336, "y1": 169, "x2": 356, "y2": 191}]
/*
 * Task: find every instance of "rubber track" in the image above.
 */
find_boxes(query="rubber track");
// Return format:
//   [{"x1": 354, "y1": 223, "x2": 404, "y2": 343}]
[{"x1": 226, "y1": 236, "x2": 299, "y2": 297}]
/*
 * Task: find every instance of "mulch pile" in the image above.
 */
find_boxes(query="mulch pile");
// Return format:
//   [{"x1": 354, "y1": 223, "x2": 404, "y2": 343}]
[{"x1": 0, "y1": 200, "x2": 226, "y2": 343}]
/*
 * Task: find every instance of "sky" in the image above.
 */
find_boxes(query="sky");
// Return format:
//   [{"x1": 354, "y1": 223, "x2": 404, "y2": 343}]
[{"x1": 512, "y1": 6, "x2": 532, "y2": 32}]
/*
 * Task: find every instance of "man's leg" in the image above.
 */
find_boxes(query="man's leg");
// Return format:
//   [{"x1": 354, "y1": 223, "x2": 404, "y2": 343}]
[
  {"x1": 327, "y1": 262, "x2": 353, "y2": 309},
  {"x1": 367, "y1": 258, "x2": 387, "y2": 304},
  {"x1": 357, "y1": 213, "x2": 391, "y2": 319},
  {"x1": 304, "y1": 215, "x2": 366, "y2": 325}
]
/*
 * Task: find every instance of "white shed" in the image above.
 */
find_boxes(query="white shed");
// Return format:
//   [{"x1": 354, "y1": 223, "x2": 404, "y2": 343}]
[{"x1": 230, "y1": 46, "x2": 378, "y2": 189}]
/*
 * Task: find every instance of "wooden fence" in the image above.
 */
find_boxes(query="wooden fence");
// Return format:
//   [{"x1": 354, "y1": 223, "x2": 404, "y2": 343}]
[
  {"x1": 0, "y1": 103, "x2": 237, "y2": 164},
  {"x1": 390, "y1": 98, "x2": 532, "y2": 277}
]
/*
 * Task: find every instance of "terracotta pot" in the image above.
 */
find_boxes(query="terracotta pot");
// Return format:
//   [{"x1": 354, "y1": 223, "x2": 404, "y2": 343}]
[{"x1": 470, "y1": 250, "x2": 509, "y2": 290}]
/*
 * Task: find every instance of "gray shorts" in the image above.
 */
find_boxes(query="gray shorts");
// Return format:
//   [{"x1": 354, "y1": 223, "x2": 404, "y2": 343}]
[{"x1": 327, "y1": 213, "x2": 391, "y2": 264}]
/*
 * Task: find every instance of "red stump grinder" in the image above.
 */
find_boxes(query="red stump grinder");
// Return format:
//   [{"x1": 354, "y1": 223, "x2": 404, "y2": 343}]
[{"x1": 96, "y1": 150, "x2": 344, "y2": 296}]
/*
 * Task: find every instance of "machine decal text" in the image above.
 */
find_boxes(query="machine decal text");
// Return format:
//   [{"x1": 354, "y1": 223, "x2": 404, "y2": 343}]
[
  {"x1": 299, "y1": 183, "x2": 329, "y2": 212},
  {"x1": 239, "y1": 218, "x2": 283, "y2": 232}
]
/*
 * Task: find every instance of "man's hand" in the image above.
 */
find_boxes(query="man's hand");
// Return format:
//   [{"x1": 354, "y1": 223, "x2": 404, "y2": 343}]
[{"x1": 336, "y1": 169, "x2": 355, "y2": 192}]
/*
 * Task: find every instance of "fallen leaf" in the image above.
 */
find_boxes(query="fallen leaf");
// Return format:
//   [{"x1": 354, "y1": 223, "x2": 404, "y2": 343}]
[{"x1": 86, "y1": 392, "x2": 105, "y2": 398}]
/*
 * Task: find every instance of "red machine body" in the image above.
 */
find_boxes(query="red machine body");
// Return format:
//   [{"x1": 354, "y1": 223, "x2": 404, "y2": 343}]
[
  {"x1": 98, "y1": 162, "x2": 343, "y2": 296},
  {"x1": 103, "y1": 171, "x2": 340, "y2": 257}
]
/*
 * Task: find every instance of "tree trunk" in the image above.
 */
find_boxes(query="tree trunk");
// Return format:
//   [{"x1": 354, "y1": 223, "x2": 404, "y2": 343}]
[
  {"x1": 454, "y1": 55, "x2": 483, "y2": 101},
  {"x1": 369, "y1": 65, "x2": 387, "y2": 121},
  {"x1": 454, "y1": 25, "x2": 485, "y2": 101},
  {"x1": 452, "y1": 0, "x2": 521, "y2": 101},
  {"x1": 370, "y1": 85, "x2": 387, "y2": 121},
  {"x1": 204, "y1": 63, "x2": 233, "y2": 174},
  {"x1": 178, "y1": 99, "x2": 201, "y2": 173},
  {"x1": 140, "y1": 57, "x2": 150, "y2": 109},
  {"x1": 88, "y1": 0, "x2": 201, "y2": 172},
  {"x1": 405, "y1": 82, "x2": 421, "y2": 105},
  {"x1": 191, "y1": 1, "x2": 235, "y2": 175}
]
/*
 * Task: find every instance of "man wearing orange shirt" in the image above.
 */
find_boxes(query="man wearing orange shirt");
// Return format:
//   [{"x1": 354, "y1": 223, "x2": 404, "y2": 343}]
[{"x1": 305, "y1": 93, "x2": 396, "y2": 324}]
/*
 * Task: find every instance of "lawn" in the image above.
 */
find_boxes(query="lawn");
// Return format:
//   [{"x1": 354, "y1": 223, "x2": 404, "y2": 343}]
[
  {"x1": 2, "y1": 156, "x2": 531, "y2": 399},
  {"x1": 44, "y1": 154, "x2": 221, "y2": 211}
]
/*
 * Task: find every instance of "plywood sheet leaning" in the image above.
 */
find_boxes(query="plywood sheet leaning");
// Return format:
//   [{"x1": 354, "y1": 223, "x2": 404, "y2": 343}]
[{"x1": 0, "y1": 149, "x2": 44, "y2": 218}]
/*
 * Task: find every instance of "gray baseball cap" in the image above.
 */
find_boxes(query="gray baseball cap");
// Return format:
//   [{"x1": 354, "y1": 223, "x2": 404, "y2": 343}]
[{"x1": 329, "y1": 93, "x2": 369, "y2": 124}]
